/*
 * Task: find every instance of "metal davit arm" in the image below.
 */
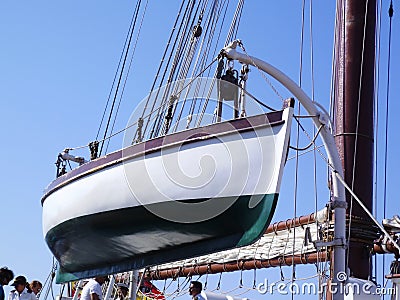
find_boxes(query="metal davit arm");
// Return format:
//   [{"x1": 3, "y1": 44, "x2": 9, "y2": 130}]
[{"x1": 221, "y1": 40, "x2": 347, "y2": 300}]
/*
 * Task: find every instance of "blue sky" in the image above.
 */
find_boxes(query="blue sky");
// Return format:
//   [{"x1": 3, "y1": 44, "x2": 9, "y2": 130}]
[{"x1": 1, "y1": 1, "x2": 399, "y2": 299}]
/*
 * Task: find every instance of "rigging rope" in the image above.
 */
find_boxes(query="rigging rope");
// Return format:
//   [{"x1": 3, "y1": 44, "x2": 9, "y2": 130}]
[
  {"x1": 95, "y1": 7, "x2": 140, "y2": 142},
  {"x1": 373, "y1": 0, "x2": 383, "y2": 283},
  {"x1": 105, "y1": 0, "x2": 149, "y2": 153},
  {"x1": 139, "y1": 0, "x2": 187, "y2": 137},
  {"x1": 152, "y1": 0, "x2": 198, "y2": 136},
  {"x1": 238, "y1": 43, "x2": 284, "y2": 101},
  {"x1": 148, "y1": 0, "x2": 197, "y2": 138},
  {"x1": 65, "y1": 57, "x2": 218, "y2": 152},
  {"x1": 194, "y1": 0, "x2": 229, "y2": 127},
  {"x1": 383, "y1": 0, "x2": 393, "y2": 225},
  {"x1": 289, "y1": 0, "x2": 309, "y2": 292},
  {"x1": 382, "y1": 0, "x2": 394, "y2": 286},
  {"x1": 307, "y1": 0, "x2": 322, "y2": 284},
  {"x1": 161, "y1": 1, "x2": 207, "y2": 134},
  {"x1": 172, "y1": 0, "x2": 226, "y2": 132},
  {"x1": 195, "y1": 0, "x2": 243, "y2": 127},
  {"x1": 98, "y1": 0, "x2": 142, "y2": 156}
]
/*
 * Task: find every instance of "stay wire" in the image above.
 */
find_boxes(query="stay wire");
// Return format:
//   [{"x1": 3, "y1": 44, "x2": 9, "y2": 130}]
[
  {"x1": 140, "y1": 0, "x2": 187, "y2": 134},
  {"x1": 164, "y1": 0, "x2": 217, "y2": 133},
  {"x1": 146, "y1": 0, "x2": 194, "y2": 138},
  {"x1": 65, "y1": 56, "x2": 217, "y2": 152},
  {"x1": 105, "y1": 0, "x2": 149, "y2": 153},
  {"x1": 382, "y1": 0, "x2": 393, "y2": 289},
  {"x1": 195, "y1": 0, "x2": 230, "y2": 126},
  {"x1": 150, "y1": 0, "x2": 197, "y2": 138},
  {"x1": 289, "y1": 0, "x2": 307, "y2": 291},
  {"x1": 155, "y1": 0, "x2": 199, "y2": 136},
  {"x1": 383, "y1": 0, "x2": 393, "y2": 224},
  {"x1": 308, "y1": 0, "x2": 320, "y2": 275},
  {"x1": 205, "y1": 3, "x2": 239, "y2": 137},
  {"x1": 373, "y1": 0, "x2": 383, "y2": 283},
  {"x1": 95, "y1": 3, "x2": 140, "y2": 141},
  {"x1": 329, "y1": 0, "x2": 342, "y2": 121},
  {"x1": 99, "y1": 0, "x2": 142, "y2": 156},
  {"x1": 233, "y1": 0, "x2": 244, "y2": 39},
  {"x1": 172, "y1": 0, "x2": 221, "y2": 132},
  {"x1": 161, "y1": 0, "x2": 205, "y2": 135}
]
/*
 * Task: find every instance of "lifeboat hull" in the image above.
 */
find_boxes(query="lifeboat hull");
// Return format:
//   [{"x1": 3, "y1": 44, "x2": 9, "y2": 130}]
[{"x1": 42, "y1": 104, "x2": 293, "y2": 282}]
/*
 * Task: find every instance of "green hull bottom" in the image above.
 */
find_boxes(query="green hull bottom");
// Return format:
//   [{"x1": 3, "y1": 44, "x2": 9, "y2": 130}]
[{"x1": 47, "y1": 194, "x2": 278, "y2": 283}]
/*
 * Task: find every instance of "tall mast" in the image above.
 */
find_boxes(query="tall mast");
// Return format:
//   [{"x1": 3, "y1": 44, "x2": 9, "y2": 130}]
[{"x1": 333, "y1": 0, "x2": 376, "y2": 279}]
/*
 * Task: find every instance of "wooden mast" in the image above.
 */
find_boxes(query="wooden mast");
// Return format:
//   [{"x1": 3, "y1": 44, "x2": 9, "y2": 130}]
[{"x1": 333, "y1": 0, "x2": 376, "y2": 279}]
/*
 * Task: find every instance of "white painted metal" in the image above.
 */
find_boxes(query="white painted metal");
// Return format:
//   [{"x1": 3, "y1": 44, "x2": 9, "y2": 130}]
[
  {"x1": 60, "y1": 151, "x2": 87, "y2": 165},
  {"x1": 128, "y1": 270, "x2": 138, "y2": 300},
  {"x1": 222, "y1": 40, "x2": 346, "y2": 300},
  {"x1": 71, "y1": 280, "x2": 84, "y2": 300},
  {"x1": 239, "y1": 69, "x2": 247, "y2": 117},
  {"x1": 389, "y1": 277, "x2": 400, "y2": 300}
]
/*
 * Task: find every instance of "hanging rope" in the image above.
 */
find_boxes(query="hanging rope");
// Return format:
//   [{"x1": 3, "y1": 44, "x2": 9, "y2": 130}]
[{"x1": 289, "y1": 124, "x2": 323, "y2": 151}]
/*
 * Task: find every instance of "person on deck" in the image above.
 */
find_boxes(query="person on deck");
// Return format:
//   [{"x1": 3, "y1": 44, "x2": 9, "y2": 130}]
[
  {"x1": 28, "y1": 281, "x2": 42, "y2": 299},
  {"x1": 116, "y1": 283, "x2": 129, "y2": 300},
  {"x1": 8, "y1": 276, "x2": 36, "y2": 300},
  {"x1": 80, "y1": 276, "x2": 108, "y2": 300},
  {"x1": 0, "y1": 267, "x2": 14, "y2": 300},
  {"x1": 188, "y1": 281, "x2": 205, "y2": 300}
]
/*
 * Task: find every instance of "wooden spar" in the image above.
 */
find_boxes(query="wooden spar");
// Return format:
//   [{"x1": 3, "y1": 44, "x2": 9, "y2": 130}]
[
  {"x1": 147, "y1": 253, "x2": 327, "y2": 280},
  {"x1": 333, "y1": 0, "x2": 376, "y2": 279},
  {"x1": 265, "y1": 213, "x2": 315, "y2": 234}
]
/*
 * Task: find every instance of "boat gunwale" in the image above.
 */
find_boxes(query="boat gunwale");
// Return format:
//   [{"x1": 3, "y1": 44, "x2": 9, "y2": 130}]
[{"x1": 41, "y1": 110, "x2": 285, "y2": 205}]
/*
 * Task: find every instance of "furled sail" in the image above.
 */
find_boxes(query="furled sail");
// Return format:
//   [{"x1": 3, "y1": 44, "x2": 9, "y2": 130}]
[{"x1": 146, "y1": 211, "x2": 328, "y2": 280}]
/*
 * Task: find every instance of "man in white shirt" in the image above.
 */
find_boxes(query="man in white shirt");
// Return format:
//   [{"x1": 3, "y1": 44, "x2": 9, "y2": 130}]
[
  {"x1": 116, "y1": 283, "x2": 129, "y2": 300},
  {"x1": 80, "y1": 276, "x2": 108, "y2": 300},
  {"x1": 8, "y1": 276, "x2": 36, "y2": 300},
  {"x1": 188, "y1": 281, "x2": 205, "y2": 300}
]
